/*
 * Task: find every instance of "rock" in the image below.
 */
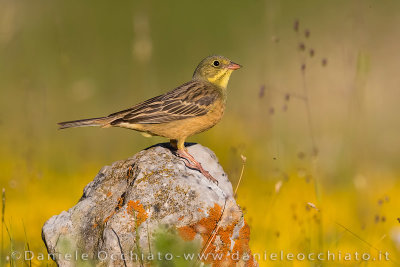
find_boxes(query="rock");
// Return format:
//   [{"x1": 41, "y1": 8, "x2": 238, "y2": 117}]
[{"x1": 42, "y1": 143, "x2": 257, "y2": 266}]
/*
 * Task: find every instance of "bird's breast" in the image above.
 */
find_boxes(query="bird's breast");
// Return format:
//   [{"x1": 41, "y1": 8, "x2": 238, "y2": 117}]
[{"x1": 181, "y1": 98, "x2": 225, "y2": 136}]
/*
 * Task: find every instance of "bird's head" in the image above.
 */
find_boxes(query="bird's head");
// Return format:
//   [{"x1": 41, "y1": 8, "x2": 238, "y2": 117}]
[{"x1": 192, "y1": 55, "x2": 241, "y2": 89}]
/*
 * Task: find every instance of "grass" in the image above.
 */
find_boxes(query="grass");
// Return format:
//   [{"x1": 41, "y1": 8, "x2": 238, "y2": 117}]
[{"x1": 1, "y1": 188, "x2": 5, "y2": 266}]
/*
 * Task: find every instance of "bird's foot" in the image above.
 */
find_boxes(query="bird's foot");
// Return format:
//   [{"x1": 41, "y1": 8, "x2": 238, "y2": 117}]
[{"x1": 175, "y1": 149, "x2": 218, "y2": 184}]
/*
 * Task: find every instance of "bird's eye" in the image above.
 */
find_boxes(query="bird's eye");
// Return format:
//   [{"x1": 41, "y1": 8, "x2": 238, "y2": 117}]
[{"x1": 213, "y1": 60, "x2": 220, "y2": 67}]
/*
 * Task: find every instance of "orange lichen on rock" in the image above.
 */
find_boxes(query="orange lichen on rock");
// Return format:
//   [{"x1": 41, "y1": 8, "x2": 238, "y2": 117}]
[
  {"x1": 126, "y1": 165, "x2": 134, "y2": 178},
  {"x1": 106, "y1": 191, "x2": 112, "y2": 197},
  {"x1": 177, "y1": 203, "x2": 255, "y2": 266},
  {"x1": 103, "y1": 197, "x2": 125, "y2": 224},
  {"x1": 127, "y1": 200, "x2": 148, "y2": 226},
  {"x1": 103, "y1": 214, "x2": 112, "y2": 224},
  {"x1": 231, "y1": 220, "x2": 255, "y2": 266},
  {"x1": 177, "y1": 225, "x2": 197, "y2": 241},
  {"x1": 178, "y1": 204, "x2": 221, "y2": 243}
]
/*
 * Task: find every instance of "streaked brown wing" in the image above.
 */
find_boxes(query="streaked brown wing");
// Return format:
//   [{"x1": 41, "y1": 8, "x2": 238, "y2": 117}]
[{"x1": 109, "y1": 80, "x2": 220, "y2": 125}]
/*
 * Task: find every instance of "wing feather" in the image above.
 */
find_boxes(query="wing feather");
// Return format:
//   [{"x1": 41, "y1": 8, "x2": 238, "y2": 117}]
[{"x1": 109, "y1": 81, "x2": 220, "y2": 125}]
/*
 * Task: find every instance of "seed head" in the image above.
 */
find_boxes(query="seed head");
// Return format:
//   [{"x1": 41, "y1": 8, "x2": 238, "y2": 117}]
[
  {"x1": 269, "y1": 107, "x2": 275, "y2": 115},
  {"x1": 298, "y1": 42, "x2": 306, "y2": 51},
  {"x1": 259, "y1": 85, "x2": 266, "y2": 99},
  {"x1": 294, "y1": 19, "x2": 299, "y2": 32},
  {"x1": 305, "y1": 29, "x2": 310, "y2": 38}
]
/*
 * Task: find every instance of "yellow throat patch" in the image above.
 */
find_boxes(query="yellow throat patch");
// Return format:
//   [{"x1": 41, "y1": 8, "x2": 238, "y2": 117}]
[{"x1": 207, "y1": 69, "x2": 233, "y2": 89}]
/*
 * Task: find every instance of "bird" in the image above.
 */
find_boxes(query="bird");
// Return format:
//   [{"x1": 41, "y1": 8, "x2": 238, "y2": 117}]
[{"x1": 58, "y1": 55, "x2": 241, "y2": 183}]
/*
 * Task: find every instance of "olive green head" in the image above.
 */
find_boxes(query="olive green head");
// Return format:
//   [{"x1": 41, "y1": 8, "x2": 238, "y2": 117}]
[{"x1": 192, "y1": 55, "x2": 241, "y2": 89}]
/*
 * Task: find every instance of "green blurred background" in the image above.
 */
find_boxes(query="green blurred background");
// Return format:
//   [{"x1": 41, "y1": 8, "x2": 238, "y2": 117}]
[{"x1": 1, "y1": 0, "x2": 400, "y2": 266}]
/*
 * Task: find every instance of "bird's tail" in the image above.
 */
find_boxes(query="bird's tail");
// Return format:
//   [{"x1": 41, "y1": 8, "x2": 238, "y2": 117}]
[{"x1": 58, "y1": 116, "x2": 112, "y2": 129}]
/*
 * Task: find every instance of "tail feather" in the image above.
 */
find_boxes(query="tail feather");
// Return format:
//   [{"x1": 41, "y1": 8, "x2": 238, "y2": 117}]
[{"x1": 58, "y1": 117, "x2": 110, "y2": 129}]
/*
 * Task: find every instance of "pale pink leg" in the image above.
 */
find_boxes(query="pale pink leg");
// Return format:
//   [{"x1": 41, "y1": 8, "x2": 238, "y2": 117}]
[{"x1": 176, "y1": 149, "x2": 218, "y2": 184}]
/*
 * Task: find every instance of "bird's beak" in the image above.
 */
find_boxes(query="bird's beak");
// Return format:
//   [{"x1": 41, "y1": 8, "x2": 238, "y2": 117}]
[{"x1": 227, "y1": 62, "x2": 242, "y2": 70}]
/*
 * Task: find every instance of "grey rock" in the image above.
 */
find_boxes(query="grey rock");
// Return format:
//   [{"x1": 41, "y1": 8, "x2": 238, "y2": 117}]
[{"x1": 42, "y1": 143, "x2": 256, "y2": 266}]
